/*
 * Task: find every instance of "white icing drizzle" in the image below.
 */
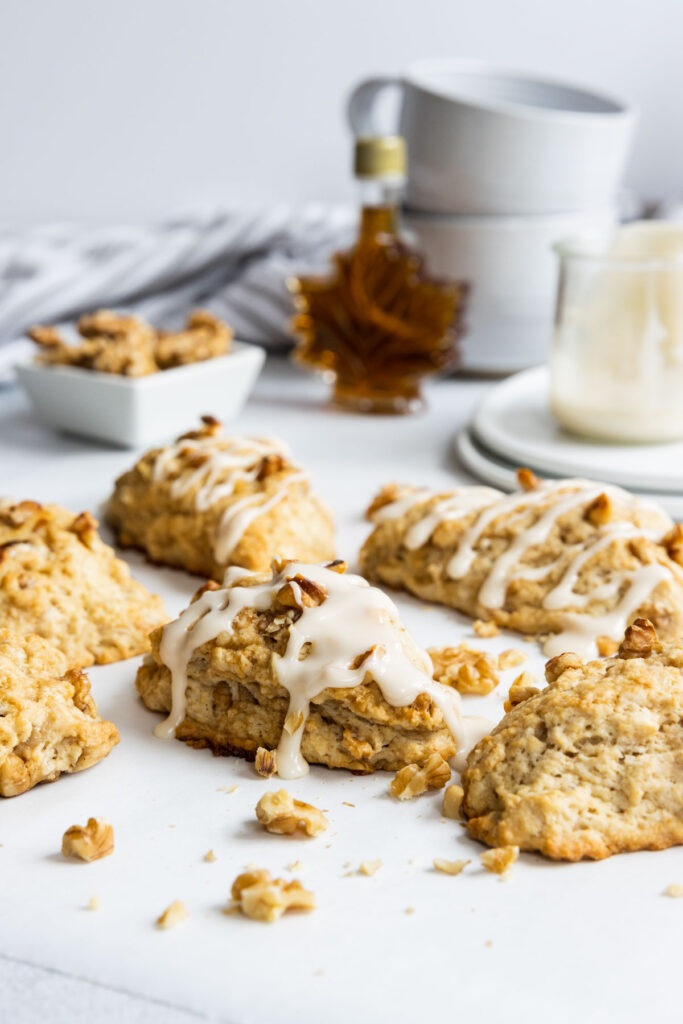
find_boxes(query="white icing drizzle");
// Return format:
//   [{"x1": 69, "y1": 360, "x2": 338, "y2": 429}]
[
  {"x1": 150, "y1": 432, "x2": 309, "y2": 564},
  {"x1": 379, "y1": 478, "x2": 674, "y2": 658},
  {"x1": 156, "y1": 562, "x2": 486, "y2": 779}
]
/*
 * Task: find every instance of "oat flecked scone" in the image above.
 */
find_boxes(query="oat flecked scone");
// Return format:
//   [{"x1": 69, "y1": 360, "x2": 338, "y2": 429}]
[
  {"x1": 0, "y1": 500, "x2": 167, "y2": 668},
  {"x1": 462, "y1": 620, "x2": 683, "y2": 861},
  {"x1": 136, "y1": 560, "x2": 466, "y2": 776},
  {"x1": 107, "y1": 418, "x2": 335, "y2": 579},
  {"x1": 0, "y1": 632, "x2": 119, "y2": 797},
  {"x1": 360, "y1": 474, "x2": 683, "y2": 657}
]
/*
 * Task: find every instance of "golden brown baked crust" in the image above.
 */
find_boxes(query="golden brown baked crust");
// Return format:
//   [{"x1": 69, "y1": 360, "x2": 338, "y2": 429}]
[
  {"x1": 0, "y1": 631, "x2": 119, "y2": 797},
  {"x1": 0, "y1": 500, "x2": 167, "y2": 668},
  {"x1": 136, "y1": 567, "x2": 456, "y2": 774},
  {"x1": 28, "y1": 308, "x2": 232, "y2": 377},
  {"x1": 462, "y1": 620, "x2": 683, "y2": 860},
  {"x1": 107, "y1": 419, "x2": 335, "y2": 579},
  {"x1": 360, "y1": 476, "x2": 683, "y2": 653}
]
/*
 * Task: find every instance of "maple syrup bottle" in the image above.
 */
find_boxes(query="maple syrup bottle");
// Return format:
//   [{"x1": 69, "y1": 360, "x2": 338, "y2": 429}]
[{"x1": 289, "y1": 136, "x2": 467, "y2": 413}]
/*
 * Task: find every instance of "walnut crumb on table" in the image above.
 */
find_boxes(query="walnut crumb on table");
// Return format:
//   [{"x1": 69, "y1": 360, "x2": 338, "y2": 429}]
[
  {"x1": 390, "y1": 754, "x2": 451, "y2": 800},
  {"x1": 255, "y1": 790, "x2": 328, "y2": 837},
  {"x1": 497, "y1": 649, "x2": 528, "y2": 670},
  {"x1": 429, "y1": 644, "x2": 499, "y2": 695},
  {"x1": 481, "y1": 846, "x2": 519, "y2": 876},
  {"x1": 227, "y1": 869, "x2": 315, "y2": 923},
  {"x1": 87, "y1": 895, "x2": 100, "y2": 911},
  {"x1": 442, "y1": 784, "x2": 464, "y2": 820},
  {"x1": 156, "y1": 901, "x2": 188, "y2": 930},
  {"x1": 254, "y1": 747, "x2": 278, "y2": 778},
  {"x1": 204, "y1": 849, "x2": 217, "y2": 863},
  {"x1": 665, "y1": 884, "x2": 683, "y2": 898},
  {"x1": 433, "y1": 858, "x2": 470, "y2": 876},
  {"x1": 62, "y1": 818, "x2": 114, "y2": 862},
  {"x1": 473, "y1": 619, "x2": 499, "y2": 638}
]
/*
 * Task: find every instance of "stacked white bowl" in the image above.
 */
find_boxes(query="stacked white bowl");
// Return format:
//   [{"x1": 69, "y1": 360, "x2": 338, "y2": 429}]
[{"x1": 348, "y1": 58, "x2": 636, "y2": 374}]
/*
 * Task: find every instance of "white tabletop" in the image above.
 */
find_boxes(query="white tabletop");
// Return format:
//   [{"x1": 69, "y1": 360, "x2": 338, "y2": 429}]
[{"x1": 1, "y1": 358, "x2": 680, "y2": 1024}]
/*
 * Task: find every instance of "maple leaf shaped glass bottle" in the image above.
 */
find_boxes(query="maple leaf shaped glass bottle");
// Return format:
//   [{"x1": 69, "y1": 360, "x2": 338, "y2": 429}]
[{"x1": 289, "y1": 136, "x2": 468, "y2": 413}]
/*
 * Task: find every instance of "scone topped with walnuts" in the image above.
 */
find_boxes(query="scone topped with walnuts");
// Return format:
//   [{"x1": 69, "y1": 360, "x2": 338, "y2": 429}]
[
  {"x1": 107, "y1": 418, "x2": 335, "y2": 579},
  {"x1": 0, "y1": 631, "x2": 119, "y2": 797},
  {"x1": 136, "y1": 559, "x2": 486, "y2": 777},
  {"x1": 462, "y1": 620, "x2": 683, "y2": 861},
  {"x1": 360, "y1": 471, "x2": 683, "y2": 657},
  {"x1": 0, "y1": 500, "x2": 167, "y2": 669}
]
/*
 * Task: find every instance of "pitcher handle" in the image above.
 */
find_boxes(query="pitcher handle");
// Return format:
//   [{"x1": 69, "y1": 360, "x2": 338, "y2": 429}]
[{"x1": 347, "y1": 76, "x2": 404, "y2": 135}]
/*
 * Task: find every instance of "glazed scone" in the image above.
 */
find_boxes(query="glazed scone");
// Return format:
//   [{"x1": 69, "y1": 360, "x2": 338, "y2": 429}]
[
  {"x1": 0, "y1": 631, "x2": 119, "y2": 797},
  {"x1": 462, "y1": 620, "x2": 683, "y2": 861},
  {"x1": 107, "y1": 418, "x2": 335, "y2": 579},
  {"x1": 136, "y1": 560, "x2": 485, "y2": 778},
  {"x1": 0, "y1": 500, "x2": 167, "y2": 668},
  {"x1": 360, "y1": 473, "x2": 683, "y2": 657}
]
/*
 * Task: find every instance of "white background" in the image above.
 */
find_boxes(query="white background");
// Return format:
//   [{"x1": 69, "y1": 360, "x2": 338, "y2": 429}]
[{"x1": 1, "y1": 0, "x2": 682, "y2": 225}]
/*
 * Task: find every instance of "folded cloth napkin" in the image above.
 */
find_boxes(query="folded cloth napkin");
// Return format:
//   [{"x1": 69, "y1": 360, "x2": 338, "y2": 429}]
[{"x1": 0, "y1": 204, "x2": 354, "y2": 349}]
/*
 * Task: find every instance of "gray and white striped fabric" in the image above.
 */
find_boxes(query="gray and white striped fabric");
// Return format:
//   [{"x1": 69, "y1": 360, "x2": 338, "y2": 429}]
[{"x1": 0, "y1": 204, "x2": 354, "y2": 350}]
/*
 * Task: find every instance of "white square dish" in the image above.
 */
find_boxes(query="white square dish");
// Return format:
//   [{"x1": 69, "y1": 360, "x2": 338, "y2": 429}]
[{"x1": 15, "y1": 340, "x2": 266, "y2": 448}]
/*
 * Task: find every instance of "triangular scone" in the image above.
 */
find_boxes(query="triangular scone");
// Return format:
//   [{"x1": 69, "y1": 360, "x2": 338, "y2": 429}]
[
  {"x1": 0, "y1": 631, "x2": 119, "y2": 797},
  {"x1": 106, "y1": 418, "x2": 335, "y2": 579},
  {"x1": 0, "y1": 500, "x2": 167, "y2": 669},
  {"x1": 360, "y1": 473, "x2": 683, "y2": 657},
  {"x1": 136, "y1": 561, "x2": 474, "y2": 777},
  {"x1": 462, "y1": 620, "x2": 683, "y2": 860}
]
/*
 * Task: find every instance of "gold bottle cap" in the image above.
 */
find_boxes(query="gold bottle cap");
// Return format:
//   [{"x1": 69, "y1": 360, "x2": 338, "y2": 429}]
[{"x1": 353, "y1": 136, "x2": 406, "y2": 179}]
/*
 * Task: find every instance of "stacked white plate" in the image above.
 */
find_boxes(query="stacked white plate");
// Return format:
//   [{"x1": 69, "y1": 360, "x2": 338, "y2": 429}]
[{"x1": 457, "y1": 366, "x2": 683, "y2": 519}]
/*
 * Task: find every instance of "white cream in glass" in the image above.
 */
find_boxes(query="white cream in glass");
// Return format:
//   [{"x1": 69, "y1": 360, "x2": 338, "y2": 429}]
[{"x1": 550, "y1": 221, "x2": 683, "y2": 443}]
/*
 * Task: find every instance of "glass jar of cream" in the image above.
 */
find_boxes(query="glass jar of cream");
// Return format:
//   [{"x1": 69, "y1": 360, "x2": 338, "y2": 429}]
[{"x1": 551, "y1": 221, "x2": 683, "y2": 443}]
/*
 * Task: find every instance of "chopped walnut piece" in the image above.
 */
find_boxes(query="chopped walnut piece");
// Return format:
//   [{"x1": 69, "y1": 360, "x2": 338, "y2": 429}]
[
  {"x1": 503, "y1": 671, "x2": 541, "y2": 713},
  {"x1": 619, "y1": 618, "x2": 658, "y2": 659},
  {"x1": 204, "y1": 849, "x2": 217, "y2": 863},
  {"x1": 429, "y1": 644, "x2": 499, "y2": 695},
  {"x1": 497, "y1": 649, "x2": 527, "y2": 671},
  {"x1": 228, "y1": 868, "x2": 315, "y2": 923},
  {"x1": 665, "y1": 884, "x2": 683, "y2": 898},
  {"x1": 473, "y1": 619, "x2": 499, "y2": 638},
  {"x1": 545, "y1": 652, "x2": 583, "y2": 684},
  {"x1": 255, "y1": 790, "x2": 328, "y2": 838},
  {"x1": 442, "y1": 784, "x2": 464, "y2": 820},
  {"x1": 390, "y1": 753, "x2": 451, "y2": 801},
  {"x1": 663, "y1": 524, "x2": 683, "y2": 567},
  {"x1": 325, "y1": 559, "x2": 347, "y2": 574},
  {"x1": 257, "y1": 453, "x2": 288, "y2": 480},
  {"x1": 586, "y1": 492, "x2": 613, "y2": 527},
  {"x1": 481, "y1": 846, "x2": 519, "y2": 875},
  {"x1": 87, "y1": 895, "x2": 101, "y2": 911},
  {"x1": 62, "y1": 818, "x2": 114, "y2": 862},
  {"x1": 433, "y1": 858, "x2": 470, "y2": 876},
  {"x1": 596, "y1": 635, "x2": 619, "y2": 657},
  {"x1": 254, "y1": 747, "x2": 278, "y2": 778},
  {"x1": 70, "y1": 511, "x2": 98, "y2": 549},
  {"x1": 276, "y1": 574, "x2": 327, "y2": 609},
  {"x1": 517, "y1": 468, "x2": 540, "y2": 492},
  {"x1": 359, "y1": 859, "x2": 383, "y2": 876},
  {"x1": 156, "y1": 900, "x2": 188, "y2": 930},
  {"x1": 283, "y1": 710, "x2": 305, "y2": 735}
]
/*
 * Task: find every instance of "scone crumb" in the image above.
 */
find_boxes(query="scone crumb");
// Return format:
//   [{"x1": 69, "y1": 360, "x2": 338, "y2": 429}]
[
  {"x1": 442, "y1": 784, "x2": 464, "y2": 820},
  {"x1": 596, "y1": 635, "x2": 619, "y2": 657},
  {"x1": 204, "y1": 849, "x2": 217, "y2": 863},
  {"x1": 497, "y1": 649, "x2": 527, "y2": 671},
  {"x1": 503, "y1": 671, "x2": 540, "y2": 712},
  {"x1": 87, "y1": 895, "x2": 100, "y2": 911},
  {"x1": 433, "y1": 858, "x2": 470, "y2": 876},
  {"x1": 218, "y1": 784, "x2": 239, "y2": 794},
  {"x1": 359, "y1": 859, "x2": 383, "y2": 876},
  {"x1": 156, "y1": 900, "x2": 188, "y2": 930},
  {"x1": 255, "y1": 790, "x2": 328, "y2": 837},
  {"x1": 228, "y1": 868, "x2": 315, "y2": 923},
  {"x1": 254, "y1": 747, "x2": 278, "y2": 778},
  {"x1": 405, "y1": 906, "x2": 416, "y2": 915},
  {"x1": 287, "y1": 860, "x2": 304, "y2": 871},
  {"x1": 62, "y1": 818, "x2": 114, "y2": 862},
  {"x1": 664, "y1": 884, "x2": 683, "y2": 898},
  {"x1": 429, "y1": 644, "x2": 499, "y2": 695},
  {"x1": 390, "y1": 754, "x2": 451, "y2": 800},
  {"x1": 342, "y1": 801, "x2": 355, "y2": 807},
  {"x1": 473, "y1": 619, "x2": 499, "y2": 638},
  {"x1": 481, "y1": 846, "x2": 519, "y2": 876}
]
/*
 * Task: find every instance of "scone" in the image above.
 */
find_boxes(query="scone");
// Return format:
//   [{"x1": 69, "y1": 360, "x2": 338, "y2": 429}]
[
  {"x1": 360, "y1": 472, "x2": 683, "y2": 657},
  {"x1": 0, "y1": 631, "x2": 119, "y2": 797},
  {"x1": 107, "y1": 418, "x2": 335, "y2": 579},
  {"x1": 0, "y1": 500, "x2": 167, "y2": 668},
  {"x1": 136, "y1": 560, "x2": 484, "y2": 778},
  {"x1": 462, "y1": 620, "x2": 683, "y2": 860}
]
